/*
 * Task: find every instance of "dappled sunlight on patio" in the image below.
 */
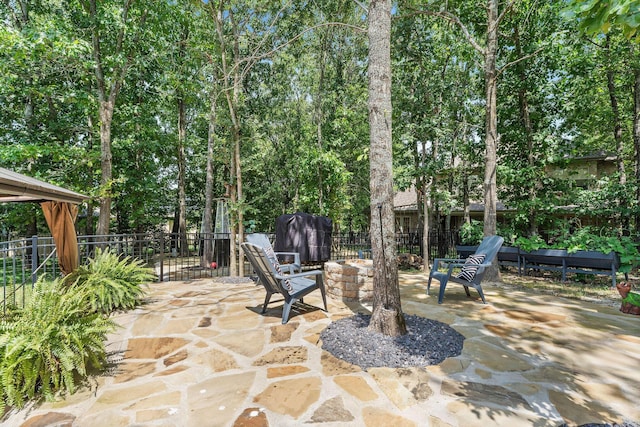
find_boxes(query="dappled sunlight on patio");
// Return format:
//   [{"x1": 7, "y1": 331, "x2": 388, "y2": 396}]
[{"x1": 3, "y1": 271, "x2": 639, "y2": 427}]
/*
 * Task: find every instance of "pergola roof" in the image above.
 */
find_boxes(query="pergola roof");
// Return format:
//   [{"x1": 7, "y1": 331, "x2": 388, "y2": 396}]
[{"x1": 0, "y1": 167, "x2": 88, "y2": 204}]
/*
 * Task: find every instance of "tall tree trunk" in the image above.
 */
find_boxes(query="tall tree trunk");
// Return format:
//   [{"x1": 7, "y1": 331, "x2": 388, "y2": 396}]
[
  {"x1": 416, "y1": 138, "x2": 434, "y2": 272},
  {"x1": 91, "y1": 0, "x2": 113, "y2": 237},
  {"x1": 97, "y1": 100, "x2": 114, "y2": 236},
  {"x1": 483, "y1": 0, "x2": 500, "y2": 281},
  {"x1": 315, "y1": 31, "x2": 328, "y2": 212},
  {"x1": 367, "y1": 0, "x2": 407, "y2": 337},
  {"x1": 605, "y1": 35, "x2": 628, "y2": 234},
  {"x1": 231, "y1": 12, "x2": 245, "y2": 277},
  {"x1": 87, "y1": 0, "x2": 147, "y2": 236},
  {"x1": 202, "y1": 88, "x2": 218, "y2": 268},
  {"x1": 422, "y1": 183, "x2": 430, "y2": 271},
  {"x1": 462, "y1": 168, "x2": 470, "y2": 225},
  {"x1": 85, "y1": 114, "x2": 95, "y2": 236},
  {"x1": 177, "y1": 93, "x2": 188, "y2": 256},
  {"x1": 605, "y1": 36, "x2": 626, "y2": 185},
  {"x1": 214, "y1": 5, "x2": 245, "y2": 276},
  {"x1": 418, "y1": 138, "x2": 431, "y2": 271},
  {"x1": 233, "y1": 116, "x2": 244, "y2": 277},
  {"x1": 176, "y1": 25, "x2": 189, "y2": 256},
  {"x1": 514, "y1": 24, "x2": 538, "y2": 237}
]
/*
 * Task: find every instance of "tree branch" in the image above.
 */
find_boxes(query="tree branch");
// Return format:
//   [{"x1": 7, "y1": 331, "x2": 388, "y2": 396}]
[
  {"x1": 235, "y1": 22, "x2": 366, "y2": 82},
  {"x1": 496, "y1": 45, "x2": 544, "y2": 78},
  {"x1": 493, "y1": 0, "x2": 519, "y2": 31},
  {"x1": 352, "y1": 0, "x2": 368, "y2": 14},
  {"x1": 403, "y1": 9, "x2": 484, "y2": 56}
]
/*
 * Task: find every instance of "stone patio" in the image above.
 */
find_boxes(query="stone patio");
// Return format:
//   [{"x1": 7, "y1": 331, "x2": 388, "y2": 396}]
[{"x1": 4, "y1": 272, "x2": 640, "y2": 427}]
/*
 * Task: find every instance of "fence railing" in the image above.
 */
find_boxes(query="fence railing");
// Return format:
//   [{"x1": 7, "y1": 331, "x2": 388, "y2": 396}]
[{"x1": 1, "y1": 230, "x2": 459, "y2": 313}]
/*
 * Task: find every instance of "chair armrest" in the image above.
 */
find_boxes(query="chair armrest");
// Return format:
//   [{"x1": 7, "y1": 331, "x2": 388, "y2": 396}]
[
  {"x1": 433, "y1": 258, "x2": 465, "y2": 270},
  {"x1": 279, "y1": 264, "x2": 298, "y2": 274},
  {"x1": 433, "y1": 258, "x2": 464, "y2": 263},
  {"x1": 275, "y1": 270, "x2": 322, "y2": 280},
  {"x1": 451, "y1": 262, "x2": 494, "y2": 282},
  {"x1": 448, "y1": 260, "x2": 494, "y2": 272}
]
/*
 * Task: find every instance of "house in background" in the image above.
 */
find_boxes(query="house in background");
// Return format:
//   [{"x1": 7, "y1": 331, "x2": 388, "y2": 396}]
[
  {"x1": 393, "y1": 186, "x2": 512, "y2": 233},
  {"x1": 394, "y1": 152, "x2": 619, "y2": 233},
  {"x1": 393, "y1": 187, "x2": 419, "y2": 233},
  {"x1": 545, "y1": 152, "x2": 617, "y2": 188}
]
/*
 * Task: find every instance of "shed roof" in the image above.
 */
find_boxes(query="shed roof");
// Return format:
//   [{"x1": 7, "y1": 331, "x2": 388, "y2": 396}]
[{"x1": 0, "y1": 167, "x2": 88, "y2": 204}]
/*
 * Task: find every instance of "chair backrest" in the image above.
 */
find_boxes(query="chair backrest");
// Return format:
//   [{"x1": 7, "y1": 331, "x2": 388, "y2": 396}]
[
  {"x1": 474, "y1": 235, "x2": 504, "y2": 262},
  {"x1": 246, "y1": 233, "x2": 273, "y2": 250},
  {"x1": 469, "y1": 235, "x2": 504, "y2": 284},
  {"x1": 241, "y1": 242, "x2": 290, "y2": 295}
]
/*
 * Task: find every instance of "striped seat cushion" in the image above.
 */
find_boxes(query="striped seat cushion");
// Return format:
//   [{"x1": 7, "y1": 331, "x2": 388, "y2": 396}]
[
  {"x1": 264, "y1": 246, "x2": 293, "y2": 291},
  {"x1": 456, "y1": 254, "x2": 485, "y2": 282}
]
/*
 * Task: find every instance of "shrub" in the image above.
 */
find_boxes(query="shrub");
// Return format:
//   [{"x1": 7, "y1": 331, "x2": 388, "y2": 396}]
[
  {"x1": 514, "y1": 235, "x2": 549, "y2": 252},
  {"x1": 459, "y1": 220, "x2": 484, "y2": 245},
  {"x1": 0, "y1": 279, "x2": 117, "y2": 411},
  {"x1": 62, "y1": 249, "x2": 155, "y2": 314}
]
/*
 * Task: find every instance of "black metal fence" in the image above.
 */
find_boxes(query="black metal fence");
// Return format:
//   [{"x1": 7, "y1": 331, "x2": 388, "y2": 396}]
[{"x1": 1, "y1": 230, "x2": 459, "y2": 312}]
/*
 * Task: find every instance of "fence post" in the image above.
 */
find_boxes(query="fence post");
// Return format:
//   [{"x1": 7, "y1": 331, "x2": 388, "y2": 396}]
[{"x1": 31, "y1": 235, "x2": 38, "y2": 284}]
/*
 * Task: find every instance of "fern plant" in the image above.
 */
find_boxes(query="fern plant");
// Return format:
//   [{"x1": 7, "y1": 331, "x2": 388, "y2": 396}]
[
  {"x1": 62, "y1": 249, "x2": 155, "y2": 314},
  {"x1": 0, "y1": 278, "x2": 116, "y2": 411}
]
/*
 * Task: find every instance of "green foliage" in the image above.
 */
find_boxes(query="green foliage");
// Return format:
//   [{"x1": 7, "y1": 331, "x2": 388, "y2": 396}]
[
  {"x1": 563, "y1": 0, "x2": 640, "y2": 39},
  {"x1": 514, "y1": 235, "x2": 549, "y2": 252},
  {"x1": 496, "y1": 223, "x2": 519, "y2": 246},
  {"x1": 0, "y1": 279, "x2": 117, "y2": 412},
  {"x1": 550, "y1": 227, "x2": 640, "y2": 273},
  {"x1": 458, "y1": 220, "x2": 483, "y2": 245},
  {"x1": 62, "y1": 249, "x2": 154, "y2": 314}
]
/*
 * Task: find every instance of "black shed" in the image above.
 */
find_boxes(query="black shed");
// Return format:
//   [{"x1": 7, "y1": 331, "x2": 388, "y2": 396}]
[{"x1": 274, "y1": 212, "x2": 332, "y2": 264}]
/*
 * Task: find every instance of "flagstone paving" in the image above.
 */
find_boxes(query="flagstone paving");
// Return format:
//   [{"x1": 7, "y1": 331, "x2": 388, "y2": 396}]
[{"x1": 5, "y1": 272, "x2": 640, "y2": 427}]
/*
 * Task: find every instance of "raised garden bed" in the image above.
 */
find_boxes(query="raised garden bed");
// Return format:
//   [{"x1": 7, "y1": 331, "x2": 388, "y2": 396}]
[{"x1": 455, "y1": 245, "x2": 624, "y2": 287}]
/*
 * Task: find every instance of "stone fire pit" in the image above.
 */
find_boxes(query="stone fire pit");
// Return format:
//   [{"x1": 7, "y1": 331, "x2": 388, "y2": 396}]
[{"x1": 323, "y1": 259, "x2": 373, "y2": 304}]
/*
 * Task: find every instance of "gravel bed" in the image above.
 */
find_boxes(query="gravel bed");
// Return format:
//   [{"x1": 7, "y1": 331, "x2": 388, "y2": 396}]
[{"x1": 320, "y1": 313, "x2": 464, "y2": 370}]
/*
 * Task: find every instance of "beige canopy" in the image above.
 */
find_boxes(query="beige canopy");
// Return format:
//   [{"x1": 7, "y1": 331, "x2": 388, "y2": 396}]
[
  {"x1": 0, "y1": 167, "x2": 88, "y2": 275},
  {"x1": 0, "y1": 167, "x2": 87, "y2": 204}
]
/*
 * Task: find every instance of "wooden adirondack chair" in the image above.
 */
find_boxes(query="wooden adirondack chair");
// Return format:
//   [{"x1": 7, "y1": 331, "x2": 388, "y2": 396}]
[
  {"x1": 246, "y1": 233, "x2": 301, "y2": 273},
  {"x1": 241, "y1": 242, "x2": 327, "y2": 324},
  {"x1": 427, "y1": 235, "x2": 504, "y2": 304}
]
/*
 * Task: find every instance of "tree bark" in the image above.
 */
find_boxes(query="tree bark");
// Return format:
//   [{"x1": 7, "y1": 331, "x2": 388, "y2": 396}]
[
  {"x1": 177, "y1": 93, "x2": 188, "y2": 255},
  {"x1": 315, "y1": 31, "x2": 328, "y2": 212},
  {"x1": 214, "y1": 5, "x2": 245, "y2": 276},
  {"x1": 483, "y1": 0, "x2": 500, "y2": 281},
  {"x1": 176, "y1": 25, "x2": 189, "y2": 256},
  {"x1": 367, "y1": 0, "x2": 407, "y2": 337},
  {"x1": 97, "y1": 100, "x2": 114, "y2": 236},
  {"x1": 514, "y1": 24, "x2": 539, "y2": 237},
  {"x1": 231, "y1": 12, "x2": 245, "y2": 277},
  {"x1": 202, "y1": 87, "x2": 218, "y2": 268},
  {"x1": 87, "y1": 0, "x2": 147, "y2": 236},
  {"x1": 604, "y1": 35, "x2": 628, "y2": 234},
  {"x1": 422, "y1": 183, "x2": 430, "y2": 271},
  {"x1": 605, "y1": 36, "x2": 626, "y2": 185}
]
